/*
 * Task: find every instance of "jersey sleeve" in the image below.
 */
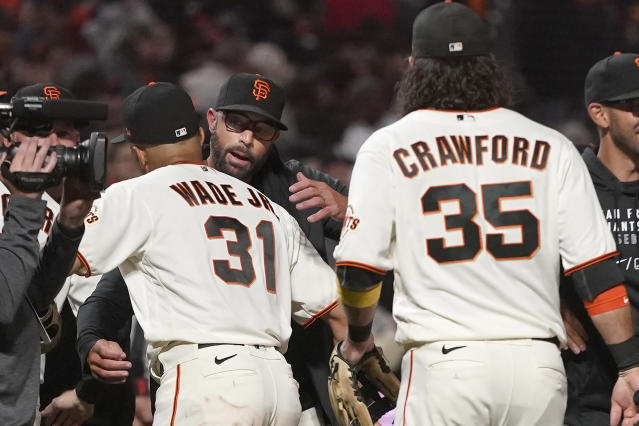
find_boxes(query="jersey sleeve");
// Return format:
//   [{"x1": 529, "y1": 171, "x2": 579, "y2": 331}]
[
  {"x1": 77, "y1": 183, "x2": 153, "y2": 276},
  {"x1": 278, "y1": 206, "x2": 338, "y2": 326},
  {"x1": 556, "y1": 136, "x2": 617, "y2": 273},
  {"x1": 333, "y1": 130, "x2": 395, "y2": 273}
]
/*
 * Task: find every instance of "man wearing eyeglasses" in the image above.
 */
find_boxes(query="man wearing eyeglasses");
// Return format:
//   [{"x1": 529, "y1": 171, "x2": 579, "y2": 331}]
[
  {"x1": 560, "y1": 52, "x2": 639, "y2": 426},
  {"x1": 205, "y1": 73, "x2": 349, "y2": 425},
  {"x1": 76, "y1": 75, "x2": 350, "y2": 425}
]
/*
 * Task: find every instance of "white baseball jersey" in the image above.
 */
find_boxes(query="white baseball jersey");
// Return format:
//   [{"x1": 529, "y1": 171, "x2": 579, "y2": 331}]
[
  {"x1": 76, "y1": 163, "x2": 337, "y2": 352},
  {"x1": 334, "y1": 107, "x2": 617, "y2": 347}
]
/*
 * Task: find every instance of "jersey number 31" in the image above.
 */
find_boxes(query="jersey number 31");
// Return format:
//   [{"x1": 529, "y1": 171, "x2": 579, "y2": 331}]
[{"x1": 205, "y1": 216, "x2": 276, "y2": 293}]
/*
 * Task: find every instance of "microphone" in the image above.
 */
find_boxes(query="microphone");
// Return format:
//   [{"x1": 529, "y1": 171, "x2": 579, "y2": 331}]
[{"x1": 11, "y1": 97, "x2": 108, "y2": 121}]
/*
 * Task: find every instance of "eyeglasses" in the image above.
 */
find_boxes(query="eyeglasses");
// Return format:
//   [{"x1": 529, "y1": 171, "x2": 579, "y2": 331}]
[
  {"x1": 603, "y1": 98, "x2": 639, "y2": 115},
  {"x1": 222, "y1": 111, "x2": 278, "y2": 142}
]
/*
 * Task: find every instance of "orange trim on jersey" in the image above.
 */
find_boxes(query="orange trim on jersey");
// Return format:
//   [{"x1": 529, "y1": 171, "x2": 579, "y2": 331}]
[
  {"x1": 564, "y1": 251, "x2": 619, "y2": 276},
  {"x1": 402, "y1": 349, "x2": 415, "y2": 426},
  {"x1": 170, "y1": 364, "x2": 181, "y2": 426},
  {"x1": 334, "y1": 261, "x2": 387, "y2": 276},
  {"x1": 583, "y1": 284, "x2": 629, "y2": 316},
  {"x1": 303, "y1": 300, "x2": 338, "y2": 328},
  {"x1": 76, "y1": 251, "x2": 91, "y2": 278},
  {"x1": 418, "y1": 106, "x2": 501, "y2": 114}
]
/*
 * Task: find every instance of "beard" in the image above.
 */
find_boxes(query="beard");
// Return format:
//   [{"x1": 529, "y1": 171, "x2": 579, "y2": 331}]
[{"x1": 210, "y1": 132, "x2": 258, "y2": 181}]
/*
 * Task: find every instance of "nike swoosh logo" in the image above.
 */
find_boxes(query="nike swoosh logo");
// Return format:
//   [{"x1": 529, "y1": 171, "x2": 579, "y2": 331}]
[
  {"x1": 442, "y1": 345, "x2": 466, "y2": 355},
  {"x1": 214, "y1": 354, "x2": 237, "y2": 365}
]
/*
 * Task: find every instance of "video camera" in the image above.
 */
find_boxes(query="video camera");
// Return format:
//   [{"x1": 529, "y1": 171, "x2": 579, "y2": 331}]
[{"x1": 0, "y1": 95, "x2": 108, "y2": 192}]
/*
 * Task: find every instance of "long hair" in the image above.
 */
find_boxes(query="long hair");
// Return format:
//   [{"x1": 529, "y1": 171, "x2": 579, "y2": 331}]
[{"x1": 395, "y1": 55, "x2": 511, "y2": 115}]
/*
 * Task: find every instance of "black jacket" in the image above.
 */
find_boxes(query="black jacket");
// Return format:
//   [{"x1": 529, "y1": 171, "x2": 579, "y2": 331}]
[
  {"x1": 76, "y1": 147, "x2": 347, "y2": 423},
  {"x1": 562, "y1": 147, "x2": 639, "y2": 426}
]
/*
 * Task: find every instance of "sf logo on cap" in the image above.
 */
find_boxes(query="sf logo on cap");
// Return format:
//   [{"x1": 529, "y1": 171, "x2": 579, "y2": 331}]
[
  {"x1": 253, "y1": 79, "x2": 270, "y2": 101},
  {"x1": 43, "y1": 86, "x2": 61, "y2": 100}
]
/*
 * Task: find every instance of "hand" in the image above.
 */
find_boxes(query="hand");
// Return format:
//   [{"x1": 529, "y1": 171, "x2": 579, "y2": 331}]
[
  {"x1": 3, "y1": 138, "x2": 57, "y2": 198},
  {"x1": 611, "y1": 367, "x2": 639, "y2": 426},
  {"x1": 561, "y1": 301, "x2": 588, "y2": 354},
  {"x1": 339, "y1": 335, "x2": 375, "y2": 365},
  {"x1": 57, "y1": 177, "x2": 99, "y2": 229},
  {"x1": 289, "y1": 172, "x2": 347, "y2": 223},
  {"x1": 41, "y1": 389, "x2": 94, "y2": 426},
  {"x1": 87, "y1": 339, "x2": 132, "y2": 384}
]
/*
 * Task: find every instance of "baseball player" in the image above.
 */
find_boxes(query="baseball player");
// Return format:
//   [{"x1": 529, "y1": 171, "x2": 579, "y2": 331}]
[
  {"x1": 69, "y1": 82, "x2": 340, "y2": 426},
  {"x1": 76, "y1": 73, "x2": 348, "y2": 426},
  {"x1": 333, "y1": 2, "x2": 639, "y2": 425}
]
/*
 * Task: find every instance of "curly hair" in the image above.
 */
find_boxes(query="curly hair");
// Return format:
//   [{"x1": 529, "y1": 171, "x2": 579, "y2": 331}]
[{"x1": 395, "y1": 56, "x2": 511, "y2": 115}]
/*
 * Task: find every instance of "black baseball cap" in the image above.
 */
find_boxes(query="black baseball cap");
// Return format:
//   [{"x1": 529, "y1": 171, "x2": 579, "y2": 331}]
[
  {"x1": 215, "y1": 73, "x2": 287, "y2": 130},
  {"x1": 584, "y1": 52, "x2": 639, "y2": 106},
  {"x1": 412, "y1": 1, "x2": 491, "y2": 59},
  {"x1": 13, "y1": 83, "x2": 88, "y2": 128},
  {"x1": 14, "y1": 83, "x2": 76, "y2": 100},
  {"x1": 112, "y1": 82, "x2": 200, "y2": 145}
]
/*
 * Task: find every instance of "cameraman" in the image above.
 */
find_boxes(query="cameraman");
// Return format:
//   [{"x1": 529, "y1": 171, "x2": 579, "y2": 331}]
[
  {"x1": 0, "y1": 138, "x2": 93, "y2": 426},
  {"x1": 0, "y1": 83, "x2": 134, "y2": 426}
]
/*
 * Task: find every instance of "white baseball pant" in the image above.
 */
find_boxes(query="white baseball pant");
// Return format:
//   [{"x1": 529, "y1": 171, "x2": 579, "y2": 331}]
[
  {"x1": 152, "y1": 343, "x2": 301, "y2": 426},
  {"x1": 395, "y1": 339, "x2": 567, "y2": 426}
]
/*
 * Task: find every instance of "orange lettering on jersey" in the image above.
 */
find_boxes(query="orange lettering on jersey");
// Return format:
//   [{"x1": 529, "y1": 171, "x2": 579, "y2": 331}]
[
  {"x1": 170, "y1": 182, "x2": 200, "y2": 206},
  {"x1": 253, "y1": 79, "x2": 271, "y2": 101},
  {"x1": 512, "y1": 137, "x2": 529, "y2": 166},
  {"x1": 247, "y1": 188, "x2": 262, "y2": 207},
  {"x1": 435, "y1": 136, "x2": 459, "y2": 166},
  {"x1": 474, "y1": 135, "x2": 489, "y2": 165},
  {"x1": 86, "y1": 212, "x2": 99, "y2": 224},
  {"x1": 43, "y1": 86, "x2": 61, "y2": 100},
  {"x1": 492, "y1": 135, "x2": 508, "y2": 163},
  {"x1": 191, "y1": 180, "x2": 215, "y2": 205},
  {"x1": 450, "y1": 135, "x2": 472, "y2": 163},
  {"x1": 411, "y1": 141, "x2": 438, "y2": 171},
  {"x1": 393, "y1": 148, "x2": 418, "y2": 178},
  {"x1": 206, "y1": 182, "x2": 228, "y2": 204},
  {"x1": 221, "y1": 184, "x2": 243, "y2": 206},
  {"x1": 530, "y1": 140, "x2": 550, "y2": 170},
  {"x1": 41, "y1": 207, "x2": 54, "y2": 234}
]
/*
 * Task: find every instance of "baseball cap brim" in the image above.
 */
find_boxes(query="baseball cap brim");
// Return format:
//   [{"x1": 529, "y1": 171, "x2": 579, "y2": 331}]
[
  {"x1": 217, "y1": 104, "x2": 288, "y2": 130},
  {"x1": 598, "y1": 88, "x2": 639, "y2": 103},
  {"x1": 111, "y1": 133, "x2": 127, "y2": 143}
]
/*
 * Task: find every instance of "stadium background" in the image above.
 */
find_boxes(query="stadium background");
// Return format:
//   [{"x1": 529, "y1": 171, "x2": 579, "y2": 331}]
[{"x1": 0, "y1": 0, "x2": 633, "y2": 184}]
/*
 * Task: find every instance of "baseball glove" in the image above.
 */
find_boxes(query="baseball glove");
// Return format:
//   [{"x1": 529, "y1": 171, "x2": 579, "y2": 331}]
[{"x1": 328, "y1": 341, "x2": 400, "y2": 426}]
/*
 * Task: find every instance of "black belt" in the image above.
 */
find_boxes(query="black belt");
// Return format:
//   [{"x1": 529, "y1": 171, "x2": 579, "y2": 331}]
[
  {"x1": 532, "y1": 336, "x2": 560, "y2": 348},
  {"x1": 198, "y1": 343, "x2": 241, "y2": 349},
  {"x1": 198, "y1": 343, "x2": 265, "y2": 349}
]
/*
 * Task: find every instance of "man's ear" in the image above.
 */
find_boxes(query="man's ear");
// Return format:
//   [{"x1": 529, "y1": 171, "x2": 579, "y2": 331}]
[
  {"x1": 587, "y1": 103, "x2": 609, "y2": 130},
  {"x1": 131, "y1": 145, "x2": 149, "y2": 172},
  {"x1": 408, "y1": 56, "x2": 415, "y2": 67},
  {"x1": 206, "y1": 108, "x2": 218, "y2": 133}
]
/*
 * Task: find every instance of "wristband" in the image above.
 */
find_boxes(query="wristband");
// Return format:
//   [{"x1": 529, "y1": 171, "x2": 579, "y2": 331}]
[
  {"x1": 348, "y1": 322, "x2": 373, "y2": 342},
  {"x1": 608, "y1": 335, "x2": 639, "y2": 372}
]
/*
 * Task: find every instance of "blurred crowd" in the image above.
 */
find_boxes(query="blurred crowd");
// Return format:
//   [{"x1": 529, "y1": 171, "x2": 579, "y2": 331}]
[{"x1": 0, "y1": 0, "x2": 638, "y2": 184}]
